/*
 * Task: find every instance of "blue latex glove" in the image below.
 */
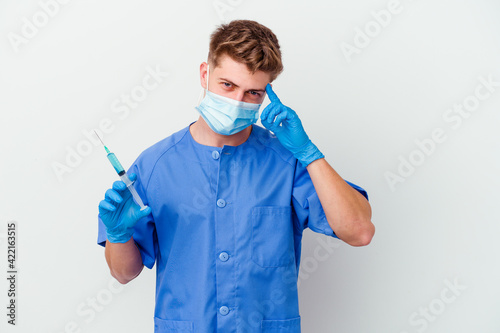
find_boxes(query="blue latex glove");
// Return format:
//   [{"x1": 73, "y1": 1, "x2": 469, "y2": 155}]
[
  {"x1": 98, "y1": 173, "x2": 151, "y2": 243},
  {"x1": 260, "y1": 84, "x2": 324, "y2": 167}
]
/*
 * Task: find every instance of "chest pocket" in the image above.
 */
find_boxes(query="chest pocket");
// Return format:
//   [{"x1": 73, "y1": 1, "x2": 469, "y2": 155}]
[{"x1": 251, "y1": 206, "x2": 294, "y2": 268}]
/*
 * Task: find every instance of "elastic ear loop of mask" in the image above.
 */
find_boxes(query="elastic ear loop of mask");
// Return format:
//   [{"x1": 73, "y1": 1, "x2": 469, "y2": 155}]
[{"x1": 206, "y1": 64, "x2": 210, "y2": 92}]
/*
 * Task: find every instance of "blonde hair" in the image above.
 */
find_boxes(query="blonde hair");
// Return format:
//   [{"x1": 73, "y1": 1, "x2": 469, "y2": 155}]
[{"x1": 208, "y1": 20, "x2": 283, "y2": 81}]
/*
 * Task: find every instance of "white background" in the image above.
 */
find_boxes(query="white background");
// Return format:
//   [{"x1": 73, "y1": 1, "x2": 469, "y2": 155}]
[{"x1": 1, "y1": 0, "x2": 499, "y2": 332}]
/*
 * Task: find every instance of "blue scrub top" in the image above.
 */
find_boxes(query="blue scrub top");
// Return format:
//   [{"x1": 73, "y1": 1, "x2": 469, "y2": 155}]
[{"x1": 97, "y1": 122, "x2": 368, "y2": 333}]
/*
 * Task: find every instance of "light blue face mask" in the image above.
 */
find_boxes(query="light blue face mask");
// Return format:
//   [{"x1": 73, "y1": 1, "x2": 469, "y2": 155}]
[{"x1": 195, "y1": 65, "x2": 262, "y2": 136}]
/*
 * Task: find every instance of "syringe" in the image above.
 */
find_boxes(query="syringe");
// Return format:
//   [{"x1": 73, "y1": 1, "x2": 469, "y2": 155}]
[{"x1": 94, "y1": 130, "x2": 148, "y2": 211}]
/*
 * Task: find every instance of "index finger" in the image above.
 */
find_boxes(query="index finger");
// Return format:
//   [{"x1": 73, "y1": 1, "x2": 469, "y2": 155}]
[{"x1": 265, "y1": 83, "x2": 281, "y2": 104}]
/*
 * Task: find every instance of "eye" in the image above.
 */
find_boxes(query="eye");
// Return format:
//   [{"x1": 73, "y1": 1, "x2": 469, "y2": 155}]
[
  {"x1": 222, "y1": 82, "x2": 232, "y2": 88},
  {"x1": 248, "y1": 90, "x2": 261, "y2": 97}
]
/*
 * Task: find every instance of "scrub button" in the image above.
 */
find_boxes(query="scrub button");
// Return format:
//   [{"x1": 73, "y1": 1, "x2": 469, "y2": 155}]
[
  {"x1": 217, "y1": 199, "x2": 226, "y2": 208},
  {"x1": 219, "y1": 306, "x2": 229, "y2": 316},
  {"x1": 212, "y1": 151, "x2": 220, "y2": 160},
  {"x1": 219, "y1": 252, "x2": 229, "y2": 262}
]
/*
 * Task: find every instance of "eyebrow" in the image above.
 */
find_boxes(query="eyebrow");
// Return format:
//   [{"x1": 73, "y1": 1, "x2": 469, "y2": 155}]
[{"x1": 218, "y1": 78, "x2": 266, "y2": 92}]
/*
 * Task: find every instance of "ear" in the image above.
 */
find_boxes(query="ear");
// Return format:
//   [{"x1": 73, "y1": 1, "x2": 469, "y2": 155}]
[{"x1": 199, "y1": 62, "x2": 208, "y2": 89}]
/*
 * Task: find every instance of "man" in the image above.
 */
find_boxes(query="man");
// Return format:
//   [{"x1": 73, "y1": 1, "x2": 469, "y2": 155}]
[{"x1": 97, "y1": 20, "x2": 374, "y2": 332}]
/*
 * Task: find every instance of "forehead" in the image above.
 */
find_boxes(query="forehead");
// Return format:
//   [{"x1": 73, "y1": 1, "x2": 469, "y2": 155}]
[{"x1": 212, "y1": 55, "x2": 271, "y2": 87}]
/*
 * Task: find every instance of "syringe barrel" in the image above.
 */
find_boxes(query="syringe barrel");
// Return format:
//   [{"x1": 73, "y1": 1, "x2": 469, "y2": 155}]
[
  {"x1": 121, "y1": 173, "x2": 133, "y2": 187},
  {"x1": 120, "y1": 174, "x2": 148, "y2": 210},
  {"x1": 107, "y1": 152, "x2": 125, "y2": 175}
]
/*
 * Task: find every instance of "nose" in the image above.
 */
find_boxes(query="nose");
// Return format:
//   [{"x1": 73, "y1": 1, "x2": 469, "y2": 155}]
[{"x1": 234, "y1": 91, "x2": 245, "y2": 102}]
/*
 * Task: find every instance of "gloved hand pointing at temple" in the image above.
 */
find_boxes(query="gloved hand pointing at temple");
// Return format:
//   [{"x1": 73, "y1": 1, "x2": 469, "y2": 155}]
[
  {"x1": 260, "y1": 84, "x2": 325, "y2": 167},
  {"x1": 98, "y1": 173, "x2": 152, "y2": 243}
]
